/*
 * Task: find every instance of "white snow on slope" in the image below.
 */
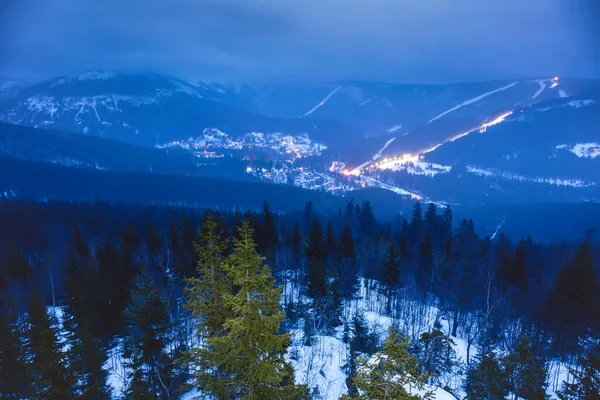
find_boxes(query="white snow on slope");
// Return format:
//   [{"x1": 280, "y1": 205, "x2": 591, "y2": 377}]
[
  {"x1": 373, "y1": 137, "x2": 396, "y2": 161},
  {"x1": 466, "y1": 165, "x2": 594, "y2": 188},
  {"x1": 300, "y1": 86, "x2": 342, "y2": 118},
  {"x1": 559, "y1": 89, "x2": 568, "y2": 98},
  {"x1": 535, "y1": 99, "x2": 595, "y2": 113},
  {"x1": 359, "y1": 97, "x2": 376, "y2": 106},
  {"x1": 532, "y1": 79, "x2": 548, "y2": 99},
  {"x1": 428, "y1": 82, "x2": 518, "y2": 123},
  {"x1": 51, "y1": 71, "x2": 117, "y2": 87},
  {"x1": 559, "y1": 143, "x2": 600, "y2": 159},
  {"x1": 386, "y1": 125, "x2": 402, "y2": 133}
]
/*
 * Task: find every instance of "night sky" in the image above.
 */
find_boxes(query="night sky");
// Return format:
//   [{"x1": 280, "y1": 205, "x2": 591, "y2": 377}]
[{"x1": 1, "y1": 0, "x2": 598, "y2": 83}]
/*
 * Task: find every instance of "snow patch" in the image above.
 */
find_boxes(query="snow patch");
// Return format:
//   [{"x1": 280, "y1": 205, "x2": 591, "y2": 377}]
[
  {"x1": 386, "y1": 125, "x2": 403, "y2": 133},
  {"x1": 466, "y1": 165, "x2": 594, "y2": 188},
  {"x1": 562, "y1": 143, "x2": 600, "y2": 159}
]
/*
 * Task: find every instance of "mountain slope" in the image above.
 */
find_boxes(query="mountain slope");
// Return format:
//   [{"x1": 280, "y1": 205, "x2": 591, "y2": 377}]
[
  {"x1": 0, "y1": 122, "x2": 253, "y2": 179},
  {"x1": 0, "y1": 72, "x2": 356, "y2": 150}
]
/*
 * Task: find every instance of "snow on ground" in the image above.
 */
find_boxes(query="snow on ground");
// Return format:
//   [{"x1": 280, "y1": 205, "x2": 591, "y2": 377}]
[
  {"x1": 531, "y1": 79, "x2": 548, "y2": 99},
  {"x1": 466, "y1": 165, "x2": 594, "y2": 188},
  {"x1": 567, "y1": 143, "x2": 600, "y2": 159},
  {"x1": 535, "y1": 99, "x2": 595, "y2": 113},
  {"x1": 301, "y1": 86, "x2": 342, "y2": 117},
  {"x1": 288, "y1": 282, "x2": 464, "y2": 399},
  {"x1": 372, "y1": 137, "x2": 396, "y2": 161},
  {"x1": 386, "y1": 125, "x2": 403, "y2": 133},
  {"x1": 359, "y1": 97, "x2": 376, "y2": 106},
  {"x1": 428, "y1": 82, "x2": 518, "y2": 123},
  {"x1": 559, "y1": 89, "x2": 568, "y2": 98}
]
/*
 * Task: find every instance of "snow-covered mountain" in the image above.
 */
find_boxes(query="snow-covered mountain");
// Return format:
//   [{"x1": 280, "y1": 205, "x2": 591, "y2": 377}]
[
  {"x1": 2, "y1": 71, "x2": 600, "y2": 206},
  {"x1": 211, "y1": 76, "x2": 593, "y2": 135},
  {"x1": 357, "y1": 94, "x2": 600, "y2": 205},
  {"x1": 0, "y1": 72, "x2": 355, "y2": 150}
]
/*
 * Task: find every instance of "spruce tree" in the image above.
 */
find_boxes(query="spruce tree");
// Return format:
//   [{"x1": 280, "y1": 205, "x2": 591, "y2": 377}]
[
  {"x1": 343, "y1": 328, "x2": 433, "y2": 400},
  {"x1": 410, "y1": 202, "x2": 423, "y2": 243},
  {"x1": 558, "y1": 341, "x2": 600, "y2": 400},
  {"x1": 418, "y1": 323, "x2": 457, "y2": 384},
  {"x1": 62, "y1": 228, "x2": 111, "y2": 398},
  {"x1": 185, "y1": 213, "x2": 233, "y2": 398},
  {"x1": 0, "y1": 308, "x2": 29, "y2": 398},
  {"x1": 24, "y1": 292, "x2": 73, "y2": 399},
  {"x1": 465, "y1": 352, "x2": 507, "y2": 400},
  {"x1": 186, "y1": 213, "x2": 230, "y2": 339},
  {"x1": 340, "y1": 223, "x2": 356, "y2": 260},
  {"x1": 197, "y1": 221, "x2": 305, "y2": 399},
  {"x1": 545, "y1": 243, "x2": 599, "y2": 348},
  {"x1": 305, "y1": 219, "x2": 327, "y2": 299},
  {"x1": 502, "y1": 338, "x2": 547, "y2": 400},
  {"x1": 123, "y1": 269, "x2": 180, "y2": 399},
  {"x1": 382, "y1": 243, "x2": 402, "y2": 313}
]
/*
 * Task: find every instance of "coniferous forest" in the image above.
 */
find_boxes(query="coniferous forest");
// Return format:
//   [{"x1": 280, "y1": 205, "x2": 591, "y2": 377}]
[{"x1": 0, "y1": 199, "x2": 599, "y2": 399}]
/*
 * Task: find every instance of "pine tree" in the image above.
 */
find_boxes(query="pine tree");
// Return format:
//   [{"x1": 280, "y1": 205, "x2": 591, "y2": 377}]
[
  {"x1": 340, "y1": 223, "x2": 356, "y2": 260},
  {"x1": 465, "y1": 351, "x2": 507, "y2": 400},
  {"x1": 418, "y1": 323, "x2": 457, "y2": 384},
  {"x1": 558, "y1": 341, "x2": 600, "y2": 400},
  {"x1": 502, "y1": 338, "x2": 547, "y2": 400},
  {"x1": 343, "y1": 328, "x2": 433, "y2": 400},
  {"x1": 62, "y1": 227, "x2": 111, "y2": 398},
  {"x1": 441, "y1": 205, "x2": 453, "y2": 235},
  {"x1": 123, "y1": 269, "x2": 180, "y2": 399},
  {"x1": 382, "y1": 243, "x2": 402, "y2": 313},
  {"x1": 305, "y1": 219, "x2": 327, "y2": 299},
  {"x1": 24, "y1": 292, "x2": 73, "y2": 399},
  {"x1": 0, "y1": 307, "x2": 29, "y2": 398},
  {"x1": 418, "y1": 231, "x2": 434, "y2": 292},
  {"x1": 185, "y1": 213, "x2": 233, "y2": 398},
  {"x1": 410, "y1": 202, "x2": 423, "y2": 243},
  {"x1": 197, "y1": 221, "x2": 305, "y2": 399},
  {"x1": 262, "y1": 201, "x2": 280, "y2": 253},
  {"x1": 545, "y1": 243, "x2": 599, "y2": 348},
  {"x1": 186, "y1": 213, "x2": 230, "y2": 339}
]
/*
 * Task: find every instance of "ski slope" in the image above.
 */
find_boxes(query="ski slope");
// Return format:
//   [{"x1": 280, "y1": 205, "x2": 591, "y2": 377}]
[
  {"x1": 428, "y1": 82, "x2": 518, "y2": 123},
  {"x1": 300, "y1": 86, "x2": 342, "y2": 117}
]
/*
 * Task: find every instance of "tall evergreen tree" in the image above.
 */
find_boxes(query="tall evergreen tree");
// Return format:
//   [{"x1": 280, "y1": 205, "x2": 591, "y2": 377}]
[
  {"x1": 418, "y1": 323, "x2": 457, "y2": 384},
  {"x1": 340, "y1": 223, "x2": 356, "y2": 260},
  {"x1": 465, "y1": 351, "x2": 507, "y2": 400},
  {"x1": 382, "y1": 243, "x2": 402, "y2": 313},
  {"x1": 186, "y1": 213, "x2": 231, "y2": 339},
  {"x1": 558, "y1": 341, "x2": 600, "y2": 400},
  {"x1": 502, "y1": 338, "x2": 547, "y2": 400},
  {"x1": 123, "y1": 269, "x2": 181, "y2": 399},
  {"x1": 197, "y1": 221, "x2": 305, "y2": 399},
  {"x1": 185, "y1": 213, "x2": 233, "y2": 399},
  {"x1": 545, "y1": 243, "x2": 599, "y2": 348},
  {"x1": 24, "y1": 293, "x2": 73, "y2": 399},
  {"x1": 62, "y1": 227, "x2": 111, "y2": 399},
  {"x1": 410, "y1": 202, "x2": 423, "y2": 243},
  {"x1": 0, "y1": 307, "x2": 29, "y2": 398},
  {"x1": 305, "y1": 219, "x2": 327, "y2": 299}
]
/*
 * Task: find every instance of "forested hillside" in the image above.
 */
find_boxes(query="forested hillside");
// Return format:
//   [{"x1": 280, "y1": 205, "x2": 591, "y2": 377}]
[{"x1": 1, "y1": 199, "x2": 599, "y2": 399}]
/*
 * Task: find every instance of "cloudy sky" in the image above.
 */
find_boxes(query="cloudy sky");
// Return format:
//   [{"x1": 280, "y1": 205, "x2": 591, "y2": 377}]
[{"x1": 1, "y1": 0, "x2": 598, "y2": 83}]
